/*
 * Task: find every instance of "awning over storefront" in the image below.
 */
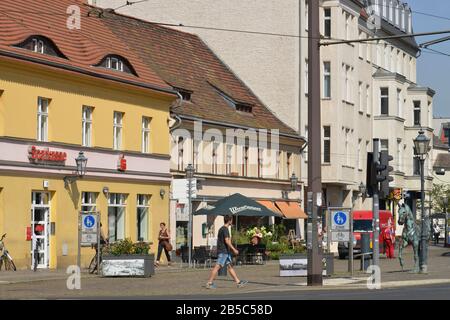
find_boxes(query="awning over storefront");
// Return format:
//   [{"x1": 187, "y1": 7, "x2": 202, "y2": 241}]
[
  {"x1": 257, "y1": 200, "x2": 282, "y2": 215},
  {"x1": 275, "y1": 201, "x2": 308, "y2": 219}
]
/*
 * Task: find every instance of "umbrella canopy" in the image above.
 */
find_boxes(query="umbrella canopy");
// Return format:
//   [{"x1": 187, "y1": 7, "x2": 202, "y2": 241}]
[{"x1": 194, "y1": 193, "x2": 282, "y2": 217}]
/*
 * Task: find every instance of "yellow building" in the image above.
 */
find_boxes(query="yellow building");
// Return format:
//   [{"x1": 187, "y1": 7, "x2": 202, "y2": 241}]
[{"x1": 0, "y1": 0, "x2": 177, "y2": 269}]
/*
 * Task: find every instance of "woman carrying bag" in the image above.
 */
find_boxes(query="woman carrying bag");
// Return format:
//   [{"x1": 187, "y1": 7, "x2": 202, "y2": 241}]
[{"x1": 155, "y1": 222, "x2": 172, "y2": 267}]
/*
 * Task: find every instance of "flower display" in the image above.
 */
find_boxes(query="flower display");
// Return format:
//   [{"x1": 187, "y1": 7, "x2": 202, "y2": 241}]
[{"x1": 246, "y1": 226, "x2": 273, "y2": 240}]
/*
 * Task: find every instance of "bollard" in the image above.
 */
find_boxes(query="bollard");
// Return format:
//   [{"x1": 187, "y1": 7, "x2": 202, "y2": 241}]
[{"x1": 360, "y1": 232, "x2": 371, "y2": 271}]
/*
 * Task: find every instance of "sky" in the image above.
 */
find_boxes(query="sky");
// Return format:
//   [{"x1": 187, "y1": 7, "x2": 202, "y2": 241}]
[{"x1": 407, "y1": 0, "x2": 450, "y2": 117}]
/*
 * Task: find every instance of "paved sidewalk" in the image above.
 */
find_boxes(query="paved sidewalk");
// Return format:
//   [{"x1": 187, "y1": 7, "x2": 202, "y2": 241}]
[{"x1": 0, "y1": 245, "x2": 448, "y2": 299}]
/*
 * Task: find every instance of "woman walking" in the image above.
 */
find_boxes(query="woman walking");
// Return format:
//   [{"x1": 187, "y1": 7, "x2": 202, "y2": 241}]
[{"x1": 155, "y1": 222, "x2": 172, "y2": 267}]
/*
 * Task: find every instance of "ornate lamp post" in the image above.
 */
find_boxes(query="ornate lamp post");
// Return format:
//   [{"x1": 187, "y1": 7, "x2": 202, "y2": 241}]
[
  {"x1": 185, "y1": 164, "x2": 195, "y2": 268},
  {"x1": 443, "y1": 196, "x2": 449, "y2": 248},
  {"x1": 64, "y1": 151, "x2": 88, "y2": 187},
  {"x1": 413, "y1": 130, "x2": 431, "y2": 273}
]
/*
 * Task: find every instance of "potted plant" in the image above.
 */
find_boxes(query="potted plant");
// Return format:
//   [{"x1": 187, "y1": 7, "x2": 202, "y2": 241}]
[{"x1": 101, "y1": 238, "x2": 155, "y2": 277}]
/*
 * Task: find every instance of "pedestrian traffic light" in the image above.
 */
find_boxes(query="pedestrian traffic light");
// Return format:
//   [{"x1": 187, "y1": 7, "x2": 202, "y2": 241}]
[{"x1": 378, "y1": 151, "x2": 394, "y2": 199}]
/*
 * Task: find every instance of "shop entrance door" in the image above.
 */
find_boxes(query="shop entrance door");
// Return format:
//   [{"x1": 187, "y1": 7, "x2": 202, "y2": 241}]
[{"x1": 31, "y1": 192, "x2": 50, "y2": 269}]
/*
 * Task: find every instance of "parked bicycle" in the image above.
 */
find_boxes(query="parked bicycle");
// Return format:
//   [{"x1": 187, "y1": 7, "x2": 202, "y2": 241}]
[
  {"x1": 88, "y1": 242, "x2": 108, "y2": 274},
  {"x1": 0, "y1": 234, "x2": 16, "y2": 271}
]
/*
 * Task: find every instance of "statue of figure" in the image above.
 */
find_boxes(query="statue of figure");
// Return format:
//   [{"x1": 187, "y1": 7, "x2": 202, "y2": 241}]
[{"x1": 397, "y1": 201, "x2": 421, "y2": 273}]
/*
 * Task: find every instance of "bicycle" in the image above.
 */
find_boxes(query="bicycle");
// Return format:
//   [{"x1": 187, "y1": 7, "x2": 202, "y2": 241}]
[
  {"x1": 88, "y1": 242, "x2": 108, "y2": 274},
  {"x1": 0, "y1": 234, "x2": 17, "y2": 271}
]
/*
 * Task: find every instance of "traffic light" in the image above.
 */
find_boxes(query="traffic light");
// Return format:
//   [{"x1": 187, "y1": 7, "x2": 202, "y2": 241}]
[
  {"x1": 377, "y1": 151, "x2": 394, "y2": 199},
  {"x1": 366, "y1": 152, "x2": 376, "y2": 197}
]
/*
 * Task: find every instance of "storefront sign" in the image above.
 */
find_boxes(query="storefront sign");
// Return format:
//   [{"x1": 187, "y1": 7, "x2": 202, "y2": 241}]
[
  {"x1": 118, "y1": 154, "x2": 127, "y2": 171},
  {"x1": 28, "y1": 146, "x2": 67, "y2": 164}
]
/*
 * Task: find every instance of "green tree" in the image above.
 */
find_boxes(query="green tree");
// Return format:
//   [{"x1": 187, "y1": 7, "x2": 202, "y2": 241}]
[{"x1": 430, "y1": 183, "x2": 450, "y2": 214}]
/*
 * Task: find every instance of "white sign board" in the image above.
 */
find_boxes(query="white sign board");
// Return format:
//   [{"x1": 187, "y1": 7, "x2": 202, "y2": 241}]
[
  {"x1": 172, "y1": 179, "x2": 197, "y2": 200},
  {"x1": 80, "y1": 213, "x2": 99, "y2": 247},
  {"x1": 331, "y1": 231, "x2": 350, "y2": 242},
  {"x1": 331, "y1": 210, "x2": 350, "y2": 231}
]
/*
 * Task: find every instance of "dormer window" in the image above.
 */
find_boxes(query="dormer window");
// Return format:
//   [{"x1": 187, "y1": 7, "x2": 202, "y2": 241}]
[
  {"x1": 14, "y1": 35, "x2": 66, "y2": 58},
  {"x1": 95, "y1": 55, "x2": 137, "y2": 75},
  {"x1": 107, "y1": 56, "x2": 123, "y2": 72},
  {"x1": 174, "y1": 87, "x2": 193, "y2": 101},
  {"x1": 210, "y1": 83, "x2": 253, "y2": 114}
]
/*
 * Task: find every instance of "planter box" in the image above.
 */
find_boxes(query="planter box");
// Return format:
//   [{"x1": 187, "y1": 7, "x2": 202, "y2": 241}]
[
  {"x1": 279, "y1": 253, "x2": 333, "y2": 277},
  {"x1": 102, "y1": 254, "x2": 155, "y2": 277}
]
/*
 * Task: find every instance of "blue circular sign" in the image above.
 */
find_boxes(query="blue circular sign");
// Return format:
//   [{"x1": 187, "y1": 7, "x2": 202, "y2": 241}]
[
  {"x1": 83, "y1": 215, "x2": 96, "y2": 229},
  {"x1": 333, "y1": 212, "x2": 347, "y2": 226}
]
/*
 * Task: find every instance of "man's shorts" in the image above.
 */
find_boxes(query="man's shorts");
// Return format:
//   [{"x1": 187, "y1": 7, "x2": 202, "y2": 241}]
[{"x1": 216, "y1": 253, "x2": 232, "y2": 267}]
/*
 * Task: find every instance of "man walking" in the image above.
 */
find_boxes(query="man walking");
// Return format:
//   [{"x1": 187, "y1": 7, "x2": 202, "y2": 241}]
[{"x1": 206, "y1": 215, "x2": 248, "y2": 289}]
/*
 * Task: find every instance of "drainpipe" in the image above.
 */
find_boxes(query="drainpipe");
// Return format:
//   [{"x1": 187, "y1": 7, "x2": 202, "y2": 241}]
[{"x1": 169, "y1": 91, "x2": 183, "y2": 133}]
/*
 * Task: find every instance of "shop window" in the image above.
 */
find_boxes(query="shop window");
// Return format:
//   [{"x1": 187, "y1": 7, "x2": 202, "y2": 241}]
[
  {"x1": 108, "y1": 193, "x2": 127, "y2": 242},
  {"x1": 137, "y1": 195, "x2": 150, "y2": 242}
]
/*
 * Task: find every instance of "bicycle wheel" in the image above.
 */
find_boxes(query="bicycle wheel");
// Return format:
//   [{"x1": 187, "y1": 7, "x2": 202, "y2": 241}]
[
  {"x1": 88, "y1": 254, "x2": 98, "y2": 274},
  {"x1": 7, "y1": 258, "x2": 16, "y2": 271}
]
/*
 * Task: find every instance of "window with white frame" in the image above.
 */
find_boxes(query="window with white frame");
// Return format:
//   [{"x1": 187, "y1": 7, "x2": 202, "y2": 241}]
[
  {"x1": 226, "y1": 144, "x2": 232, "y2": 175},
  {"x1": 193, "y1": 139, "x2": 201, "y2": 172},
  {"x1": 106, "y1": 56, "x2": 124, "y2": 72},
  {"x1": 212, "y1": 142, "x2": 219, "y2": 174},
  {"x1": 82, "y1": 106, "x2": 93, "y2": 147},
  {"x1": 137, "y1": 194, "x2": 150, "y2": 241},
  {"x1": 177, "y1": 137, "x2": 184, "y2": 171},
  {"x1": 257, "y1": 148, "x2": 263, "y2": 178},
  {"x1": 32, "y1": 38, "x2": 45, "y2": 54},
  {"x1": 342, "y1": 64, "x2": 352, "y2": 102},
  {"x1": 287, "y1": 152, "x2": 293, "y2": 178},
  {"x1": 324, "y1": 8, "x2": 331, "y2": 38},
  {"x1": 276, "y1": 150, "x2": 281, "y2": 179},
  {"x1": 345, "y1": 128, "x2": 351, "y2": 166},
  {"x1": 397, "y1": 89, "x2": 402, "y2": 118},
  {"x1": 305, "y1": 0, "x2": 309, "y2": 31},
  {"x1": 359, "y1": 82, "x2": 363, "y2": 112},
  {"x1": 323, "y1": 126, "x2": 331, "y2": 164},
  {"x1": 366, "y1": 84, "x2": 371, "y2": 115},
  {"x1": 242, "y1": 146, "x2": 249, "y2": 176},
  {"x1": 381, "y1": 139, "x2": 389, "y2": 153},
  {"x1": 113, "y1": 111, "x2": 123, "y2": 150},
  {"x1": 305, "y1": 59, "x2": 309, "y2": 95},
  {"x1": 323, "y1": 61, "x2": 331, "y2": 98},
  {"x1": 380, "y1": 87, "x2": 389, "y2": 115},
  {"x1": 414, "y1": 100, "x2": 421, "y2": 126},
  {"x1": 358, "y1": 139, "x2": 362, "y2": 170},
  {"x1": 141, "y1": 116, "x2": 151, "y2": 153},
  {"x1": 108, "y1": 193, "x2": 127, "y2": 242},
  {"x1": 395, "y1": 2, "x2": 400, "y2": 26},
  {"x1": 81, "y1": 192, "x2": 97, "y2": 212},
  {"x1": 389, "y1": 0, "x2": 394, "y2": 22},
  {"x1": 397, "y1": 140, "x2": 403, "y2": 172},
  {"x1": 359, "y1": 32, "x2": 364, "y2": 59},
  {"x1": 382, "y1": 0, "x2": 387, "y2": 18},
  {"x1": 37, "y1": 97, "x2": 49, "y2": 142}
]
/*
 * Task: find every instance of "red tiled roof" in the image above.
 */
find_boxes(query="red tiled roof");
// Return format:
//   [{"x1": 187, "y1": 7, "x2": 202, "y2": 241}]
[
  {"x1": 98, "y1": 8, "x2": 299, "y2": 136},
  {"x1": 0, "y1": 0, "x2": 173, "y2": 93}
]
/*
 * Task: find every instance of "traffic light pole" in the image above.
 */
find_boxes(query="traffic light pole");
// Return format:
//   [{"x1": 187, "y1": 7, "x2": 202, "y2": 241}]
[
  {"x1": 306, "y1": 0, "x2": 323, "y2": 286},
  {"x1": 372, "y1": 139, "x2": 380, "y2": 268}
]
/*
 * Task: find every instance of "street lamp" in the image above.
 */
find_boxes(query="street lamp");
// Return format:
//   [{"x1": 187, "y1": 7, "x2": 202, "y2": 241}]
[
  {"x1": 290, "y1": 173, "x2": 299, "y2": 191},
  {"x1": 443, "y1": 196, "x2": 449, "y2": 248},
  {"x1": 185, "y1": 164, "x2": 195, "y2": 268},
  {"x1": 413, "y1": 130, "x2": 431, "y2": 273},
  {"x1": 64, "y1": 151, "x2": 88, "y2": 187}
]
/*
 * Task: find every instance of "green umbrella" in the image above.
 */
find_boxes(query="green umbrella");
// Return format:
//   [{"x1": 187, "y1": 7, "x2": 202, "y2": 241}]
[{"x1": 194, "y1": 193, "x2": 282, "y2": 217}]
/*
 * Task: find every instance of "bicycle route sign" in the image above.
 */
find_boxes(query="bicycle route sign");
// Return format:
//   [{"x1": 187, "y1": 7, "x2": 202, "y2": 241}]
[
  {"x1": 330, "y1": 209, "x2": 350, "y2": 242},
  {"x1": 80, "y1": 213, "x2": 99, "y2": 247}
]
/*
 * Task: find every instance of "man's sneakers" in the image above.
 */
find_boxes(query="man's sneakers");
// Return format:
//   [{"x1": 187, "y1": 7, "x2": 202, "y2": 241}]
[
  {"x1": 237, "y1": 280, "x2": 248, "y2": 288},
  {"x1": 206, "y1": 282, "x2": 217, "y2": 289}
]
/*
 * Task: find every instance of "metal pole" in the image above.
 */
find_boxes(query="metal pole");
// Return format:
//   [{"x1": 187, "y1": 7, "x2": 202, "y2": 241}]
[
  {"x1": 97, "y1": 213, "x2": 100, "y2": 275},
  {"x1": 348, "y1": 209, "x2": 354, "y2": 276},
  {"x1": 307, "y1": 0, "x2": 323, "y2": 286},
  {"x1": 77, "y1": 213, "x2": 81, "y2": 271},
  {"x1": 419, "y1": 158, "x2": 428, "y2": 272},
  {"x1": 445, "y1": 205, "x2": 448, "y2": 248},
  {"x1": 372, "y1": 139, "x2": 380, "y2": 268},
  {"x1": 188, "y1": 177, "x2": 192, "y2": 268}
]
